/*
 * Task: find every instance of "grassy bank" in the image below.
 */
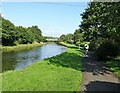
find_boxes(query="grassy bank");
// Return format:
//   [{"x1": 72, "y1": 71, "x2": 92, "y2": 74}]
[
  {"x1": 1, "y1": 43, "x2": 83, "y2": 91},
  {"x1": 104, "y1": 56, "x2": 120, "y2": 78},
  {"x1": 1, "y1": 42, "x2": 45, "y2": 52},
  {"x1": 58, "y1": 42, "x2": 78, "y2": 48}
]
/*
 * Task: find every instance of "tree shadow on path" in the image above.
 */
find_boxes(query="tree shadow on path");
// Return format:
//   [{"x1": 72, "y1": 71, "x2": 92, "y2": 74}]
[
  {"x1": 82, "y1": 51, "x2": 113, "y2": 76},
  {"x1": 85, "y1": 81, "x2": 120, "y2": 92},
  {"x1": 81, "y1": 51, "x2": 120, "y2": 92}
]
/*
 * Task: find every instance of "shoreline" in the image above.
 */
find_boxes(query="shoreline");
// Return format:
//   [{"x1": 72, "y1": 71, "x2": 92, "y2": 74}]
[
  {"x1": 1, "y1": 42, "x2": 46, "y2": 52},
  {"x1": 57, "y1": 42, "x2": 78, "y2": 48},
  {"x1": 1, "y1": 42, "x2": 83, "y2": 91}
]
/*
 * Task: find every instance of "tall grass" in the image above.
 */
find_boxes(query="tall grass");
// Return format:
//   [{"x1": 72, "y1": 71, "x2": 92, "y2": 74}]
[{"x1": 1, "y1": 42, "x2": 45, "y2": 52}]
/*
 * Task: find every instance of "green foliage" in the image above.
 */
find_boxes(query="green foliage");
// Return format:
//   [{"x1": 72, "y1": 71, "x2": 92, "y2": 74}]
[
  {"x1": 74, "y1": 29, "x2": 84, "y2": 45},
  {"x1": 2, "y1": 47, "x2": 82, "y2": 91},
  {"x1": 89, "y1": 38, "x2": 104, "y2": 51},
  {"x1": 95, "y1": 40, "x2": 120, "y2": 61},
  {"x1": 2, "y1": 18, "x2": 46, "y2": 46},
  {"x1": 72, "y1": 2, "x2": 120, "y2": 61},
  {"x1": 89, "y1": 41, "x2": 98, "y2": 51},
  {"x1": 75, "y1": 2, "x2": 120, "y2": 50},
  {"x1": 59, "y1": 34, "x2": 74, "y2": 44},
  {"x1": 79, "y1": 42, "x2": 87, "y2": 47},
  {"x1": 59, "y1": 42, "x2": 78, "y2": 48},
  {"x1": 59, "y1": 34, "x2": 67, "y2": 42},
  {"x1": 103, "y1": 56, "x2": 120, "y2": 77},
  {"x1": 2, "y1": 18, "x2": 16, "y2": 46}
]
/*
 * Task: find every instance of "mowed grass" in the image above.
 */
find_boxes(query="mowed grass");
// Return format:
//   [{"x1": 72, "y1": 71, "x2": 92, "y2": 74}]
[
  {"x1": 105, "y1": 56, "x2": 120, "y2": 77},
  {"x1": 1, "y1": 45, "x2": 83, "y2": 91},
  {"x1": 58, "y1": 42, "x2": 78, "y2": 48}
]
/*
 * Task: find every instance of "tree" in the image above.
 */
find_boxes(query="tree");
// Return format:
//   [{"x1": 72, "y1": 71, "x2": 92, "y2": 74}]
[
  {"x1": 59, "y1": 34, "x2": 67, "y2": 42},
  {"x1": 2, "y1": 18, "x2": 16, "y2": 46},
  {"x1": 74, "y1": 29, "x2": 84, "y2": 45},
  {"x1": 2, "y1": 18, "x2": 46, "y2": 46},
  {"x1": 66, "y1": 33, "x2": 74, "y2": 43},
  {"x1": 77, "y1": 1, "x2": 120, "y2": 59},
  {"x1": 77, "y1": 2, "x2": 120, "y2": 49},
  {"x1": 59, "y1": 33, "x2": 74, "y2": 44}
]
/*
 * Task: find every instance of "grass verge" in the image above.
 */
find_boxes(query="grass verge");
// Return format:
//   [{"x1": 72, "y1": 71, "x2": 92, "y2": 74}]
[
  {"x1": 58, "y1": 42, "x2": 78, "y2": 48},
  {"x1": 1, "y1": 43, "x2": 83, "y2": 91},
  {"x1": 104, "y1": 56, "x2": 120, "y2": 78},
  {"x1": 1, "y1": 42, "x2": 45, "y2": 52}
]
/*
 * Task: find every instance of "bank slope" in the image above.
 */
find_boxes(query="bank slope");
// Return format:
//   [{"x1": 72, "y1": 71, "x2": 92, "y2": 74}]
[
  {"x1": 2, "y1": 47, "x2": 83, "y2": 91},
  {"x1": 1, "y1": 42, "x2": 45, "y2": 52}
]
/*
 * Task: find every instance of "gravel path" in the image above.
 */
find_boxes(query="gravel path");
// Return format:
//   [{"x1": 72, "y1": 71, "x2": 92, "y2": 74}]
[{"x1": 80, "y1": 51, "x2": 120, "y2": 92}]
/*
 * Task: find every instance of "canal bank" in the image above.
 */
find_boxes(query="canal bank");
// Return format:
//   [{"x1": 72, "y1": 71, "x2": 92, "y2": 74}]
[
  {"x1": 1, "y1": 43, "x2": 83, "y2": 91},
  {"x1": 2, "y1": 43, "x2": 67, "y2": 72},
  {"x1": 57, "y1": 42, "x2": 78, "y2": 48},
  {"x1": 1, "y1": 42, "x2": 45, "y2": 53}
]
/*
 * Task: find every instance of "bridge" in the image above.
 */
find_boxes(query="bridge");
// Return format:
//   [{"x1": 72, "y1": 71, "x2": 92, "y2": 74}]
[
  {"x1": 45, "y1": 36, "x2": 59, "y2": 42},
  {"x1": 46, "y1": 38, "x2": 58, "y2": 41}
]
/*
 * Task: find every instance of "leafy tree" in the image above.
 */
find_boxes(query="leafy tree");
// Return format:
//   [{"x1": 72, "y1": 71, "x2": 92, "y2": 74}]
[
  {"x1": 66, "y1": 34, "x2": 74, "y2": 43},
  {"x1": 2, "y1": 18, "x2": 46, "y2": 46},
  {"x1": 2, "y1": 18, "x2": 16, "y2": 46},
  {"x1": 59, "y1": 34, "x2": 67, "y2": 42},
  {"x1": 59, "y1": 33, "x2": 74, "y2": 44},
  {"x1": 74, "y1": 29, "x2": 84, "y2": 45},
  {"x1": 79, "y1": 2, "x2": 120, "y2": 44},
  {"x1": 77, "y1": 1, "x2": 120, "y2": 59}
]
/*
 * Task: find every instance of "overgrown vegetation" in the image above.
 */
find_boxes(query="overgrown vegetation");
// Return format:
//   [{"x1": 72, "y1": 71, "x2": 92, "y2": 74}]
[
  {"x1": 58, "y1": 42, "x2": 78, "y2": 48},
  {"x1": 104, "y1": 56, "x2": 120, "y2": 77},
  {"x1": 59, "y1": 34, "x2": 74, "y2": 44},
  {"x1": 59, "y1": 2, "x2": 120, "y2": 61},
  {"x1": 95, "y1": 40, "x2": 119, "y2": 60},
  {"x1": 1, "y1": 44, "x2": 83, "y2": 91},
  {"x1": 1, "y1": 42, "x2": 45, "y2": 52},
  {"x1": 58, "y1": 2, "x2": 120, "y2": 78},
  {"x1": 2, "y1": 17, "x2": 46, "y2": 46},
  {"x1": 78, "y1": 2, "x2": 120, "y2": 60}
]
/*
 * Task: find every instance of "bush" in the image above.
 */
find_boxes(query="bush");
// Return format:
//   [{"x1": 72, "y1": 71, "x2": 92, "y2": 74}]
[
  {"x1": 95, "y1": 40, "x2": 120, "y2": 61},
  {"x1": 80, "y1": 42, "x2": 86, "y2": 47},
  {"x1": 89, "y1": 41, "x2": 98, "y2": 51},
  {"x1": 76, "y1": 42, "x2": 88, "y2": 47}
]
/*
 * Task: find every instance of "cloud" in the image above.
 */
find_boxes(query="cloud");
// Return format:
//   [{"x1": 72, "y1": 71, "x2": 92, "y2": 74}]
[
  {"x1": 42, "y1": 27, "x2": 63, "y2": 37},
  {"x1": 1, "y1": 13, "x2": 4, "y2": 17}
]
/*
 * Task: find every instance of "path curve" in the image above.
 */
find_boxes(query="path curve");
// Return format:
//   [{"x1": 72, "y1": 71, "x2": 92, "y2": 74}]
[{"x1": 80, "y1": 51, "x2": 120, "y2": 92}]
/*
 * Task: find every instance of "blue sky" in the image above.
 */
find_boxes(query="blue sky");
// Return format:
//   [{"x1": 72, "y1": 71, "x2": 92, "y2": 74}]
[{"x1": 2, "y1": 2, "x2": 88, "y2": 37}]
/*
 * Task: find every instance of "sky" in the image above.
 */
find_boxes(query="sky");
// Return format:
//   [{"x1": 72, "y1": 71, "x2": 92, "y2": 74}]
[{"x1": 2, "y1": 2, "x2": 89, "y2": 37}]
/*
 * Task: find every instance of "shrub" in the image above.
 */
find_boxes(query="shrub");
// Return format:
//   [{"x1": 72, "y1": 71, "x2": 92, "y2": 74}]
[
  {"x1": 95, "y1": 40, "x2": 120, "y2": 61},
  {"x1": 77, "y1": 42, "x2": 88, "y2": 47},
  {"x1": 80, "y1": 42, "x2": 86, "y2": 47},
  {"x1": 89, "y1": 41, "x2": 98, "y2": 51}
]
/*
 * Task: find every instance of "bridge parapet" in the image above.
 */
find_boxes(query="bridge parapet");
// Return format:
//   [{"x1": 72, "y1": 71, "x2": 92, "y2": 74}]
[{"x1": 46, "y1": 38, "x2": 58, "y2": 41}]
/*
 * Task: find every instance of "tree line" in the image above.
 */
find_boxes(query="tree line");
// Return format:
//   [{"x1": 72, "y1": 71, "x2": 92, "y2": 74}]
[
  {"x1": 59, "y1": 2, "x2": 120, "y2": 60},
  {"x1": 2, "y1": 17, "x2": 46, "y2": 46}
]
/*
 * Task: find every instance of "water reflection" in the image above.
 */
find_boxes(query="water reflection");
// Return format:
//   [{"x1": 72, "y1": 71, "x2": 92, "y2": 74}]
[{"x1": 2, "y1": 43, "x2": 67, "y2": 72}]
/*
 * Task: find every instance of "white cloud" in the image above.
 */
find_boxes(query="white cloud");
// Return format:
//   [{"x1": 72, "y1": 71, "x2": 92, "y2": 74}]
[
  {"x1": 41, "y1": 26, "x2": 63, "y2": 37},
  {"x1": 1, "y1": 13, "x2": 4, "y2": 17}
]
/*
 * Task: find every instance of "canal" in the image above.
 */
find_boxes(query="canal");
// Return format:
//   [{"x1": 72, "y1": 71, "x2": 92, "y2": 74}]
[{"x1": 2, "y1": 43, "x2": 67, "y2": 72}]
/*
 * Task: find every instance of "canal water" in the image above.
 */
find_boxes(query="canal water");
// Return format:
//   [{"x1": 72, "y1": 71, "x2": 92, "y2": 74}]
[{"x1": 2, "y1": 43, "x2": 67, "y2": 72}]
